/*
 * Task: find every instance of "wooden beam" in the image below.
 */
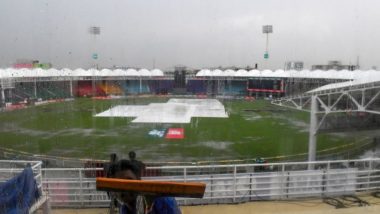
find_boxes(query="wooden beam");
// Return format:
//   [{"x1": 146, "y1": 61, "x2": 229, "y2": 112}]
[{"x1": 96, "y1": 177, "x2": 206, "y2": 198}]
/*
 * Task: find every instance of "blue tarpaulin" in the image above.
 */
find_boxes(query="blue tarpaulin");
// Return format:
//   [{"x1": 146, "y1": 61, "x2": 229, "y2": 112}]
[
  {"x1": 150, "y1": 197, "x2": 181, "y2": 214},
  {"x1": 0, "y1": 167, "x2": 41, "y2": 214},
  {"x1": 120, "y1": 196, "x2": 181, "y2": 214}
]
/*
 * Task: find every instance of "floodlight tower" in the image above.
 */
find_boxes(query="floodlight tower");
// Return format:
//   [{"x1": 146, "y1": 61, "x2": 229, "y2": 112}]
[
  {"x1": 89, "y1": 26, "x2": 101, "y2": 69},
  {"x1": 262, "y1": 25, "x2": 273, "y2": 60},
  {"x1": 89, "y1": 26, "x2": 101, "y2": 98}
]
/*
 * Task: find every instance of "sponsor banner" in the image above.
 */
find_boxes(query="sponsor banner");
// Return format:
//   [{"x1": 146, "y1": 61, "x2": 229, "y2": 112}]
[
  {"x1": 5, "y1": 104, "x2": 26, "y2": 111},
  {"x1": 148, "y1": 129, "x2": 166, "y2": 138},
  {"x1": 13, "y1": 63, "x2": 34, "y2": 69},
  {"x1": 244, "y1": 96, "x2": 255, "y2": 101},
  {"x1": 92, "y1": 96, "x2": 112, "y2": 100},
  {"x1": 196, "y1": 94, "x2": 207, "y2": 99},
  {"x1": 165, "y1": 128, "x2": 184, "y2": 139},
  {"x1": 247, "y1": 88, "x2": 284, "y2": 93}
]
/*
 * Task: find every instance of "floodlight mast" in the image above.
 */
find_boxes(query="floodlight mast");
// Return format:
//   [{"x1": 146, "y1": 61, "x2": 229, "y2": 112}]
[
  {"x1": 262, "y1": 25, "x2": 273, "y2": 60},
  {"x1": 89, "y1": 26, "x2": 101, "y2": 96},
  {"x1": 89, "y1": 26, "x2": 101, "y2": 69}
]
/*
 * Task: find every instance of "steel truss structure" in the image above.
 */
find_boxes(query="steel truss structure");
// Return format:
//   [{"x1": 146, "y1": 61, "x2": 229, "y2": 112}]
[{"x1": 272, "y1": 82, "x2": 380, "y2": 163}]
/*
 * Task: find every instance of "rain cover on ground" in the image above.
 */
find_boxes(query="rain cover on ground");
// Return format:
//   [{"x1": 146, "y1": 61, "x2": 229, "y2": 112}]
[{"x1": 95, "y1": 99, "x2": 228, "y2": 123}]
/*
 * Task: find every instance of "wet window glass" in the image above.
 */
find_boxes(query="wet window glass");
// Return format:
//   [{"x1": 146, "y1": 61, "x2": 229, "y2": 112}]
[{"x1": 0, "y1": 0, "x2": 380, "y2": 211}]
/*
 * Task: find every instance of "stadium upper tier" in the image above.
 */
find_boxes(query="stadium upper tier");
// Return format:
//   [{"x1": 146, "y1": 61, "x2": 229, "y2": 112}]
[
  {"x1": 0, "y1": 68, "x2": 164, "y2": 79},
  {"x1": 196, "y1": 69, "x2": 380, "y2": 94},
  {"x1": 1, "y1": 68, "x2": 380, "y2": 94},
  {"x1": 195, "y1": 69, "x2": 380, "y2": 80},
  {"x1": 1, "y1": 68, "x2": 379, "y2": 81}
]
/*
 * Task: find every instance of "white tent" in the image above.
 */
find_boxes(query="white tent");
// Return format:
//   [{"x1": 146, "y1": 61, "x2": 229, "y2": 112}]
[{"x1": 0, "y1": 68, "x2": 165, "y2": 79}]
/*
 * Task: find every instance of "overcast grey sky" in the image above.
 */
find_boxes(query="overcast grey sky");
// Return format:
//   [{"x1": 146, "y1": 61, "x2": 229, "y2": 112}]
[{"x1": 0, "y1": 0, "x2": 379, "y2": 69}]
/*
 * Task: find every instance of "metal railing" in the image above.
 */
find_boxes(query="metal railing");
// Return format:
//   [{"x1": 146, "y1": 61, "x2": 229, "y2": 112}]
[
  {"x1": 39, "y1": 158, "x2": 380, "y2": 208},
  {"x1": 42, "y1": 168, "x2": 109, "y2": 208},
  {"x1": 0, "y1": 160, "x2": 43, "y2": 189},
  {"x1": 0, "y1": 160, "x2": 50, "y2": 213}
]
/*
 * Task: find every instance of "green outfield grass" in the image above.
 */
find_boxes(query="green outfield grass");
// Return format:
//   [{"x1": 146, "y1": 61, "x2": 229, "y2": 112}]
[{"x1": 0, "y1": 97, "x2": 367, "y2": 162}]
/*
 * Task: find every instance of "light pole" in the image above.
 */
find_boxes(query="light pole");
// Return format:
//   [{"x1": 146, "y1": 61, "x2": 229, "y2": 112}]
[
  {"x1": 262, "y1": 25, "x2": 273, "y2": 61},
  {"x1": 89, "y1": 26, "x2": 101, "y2": 69},
  {"x1": 89, "y1": 26, "x2": 101, "y2": 97}
]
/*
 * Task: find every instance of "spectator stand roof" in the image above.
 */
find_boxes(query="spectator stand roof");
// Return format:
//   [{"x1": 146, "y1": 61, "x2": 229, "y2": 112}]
[
  {"x1": 0, "y1": 68, "x2": 379, "y2": 93},
  {"x1": 307, "y1": 72, "x2": 380, "y2": 94},
  {"x1": 0, "y1": 68, "x2": 164, "y2": 79},
  {"x1": 195, "y1": 69, "x2": 380, "y2": 80},
  {"x1": 195, "y1": 69, "x2": 380, "y2": 94}
]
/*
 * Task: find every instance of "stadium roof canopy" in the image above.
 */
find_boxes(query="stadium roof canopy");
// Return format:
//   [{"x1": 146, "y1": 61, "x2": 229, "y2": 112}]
[
  {"x1": 196, "y1": 69, "x2": 380, "y2": 93},
  {"x1": 0, "y1": 68, "x2": 164, "y2": 78},
  {"x1": 195, "y1": 69, "x2": 380, "y2": 80},
  {"x1": 307, "y1": 72, "x2": 380, "y2": 94},
  {"x1": 1, "y1": 68, "x2": 379, "y2": 93}
]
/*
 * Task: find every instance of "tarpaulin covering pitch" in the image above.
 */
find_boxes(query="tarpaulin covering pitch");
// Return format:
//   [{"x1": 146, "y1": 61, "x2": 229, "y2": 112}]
[{"x1": 0, "y1": 167, "x2": 41, "y2": 214}]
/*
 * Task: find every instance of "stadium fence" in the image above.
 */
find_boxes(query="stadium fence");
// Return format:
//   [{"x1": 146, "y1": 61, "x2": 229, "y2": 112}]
[{"x1": 40, "y1": 158, "x2": 380, "y2": 208}]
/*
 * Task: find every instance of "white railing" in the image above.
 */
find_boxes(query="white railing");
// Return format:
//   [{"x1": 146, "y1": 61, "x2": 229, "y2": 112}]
[
  {"x1": 0, "y1": 160, "x2": 50, "y2": 213},
  {"x1": 42, "y1": 168, "x2": 109, "y2": 208},
  {"x1": 0, "y1": 160, "x2": 43, "y2": 189},
  {"x1": 39, "y1": 158, "x2": 380, "y2": 208}
]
